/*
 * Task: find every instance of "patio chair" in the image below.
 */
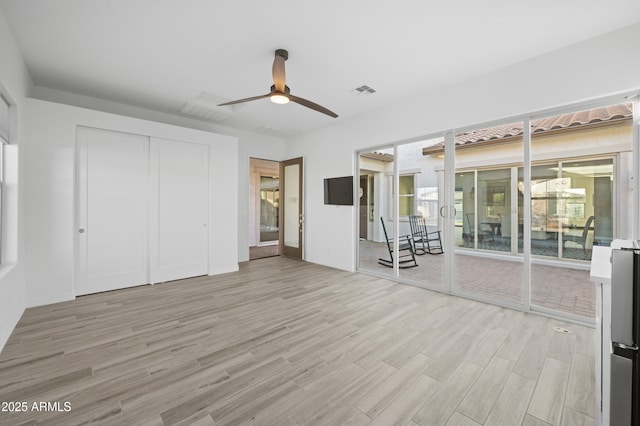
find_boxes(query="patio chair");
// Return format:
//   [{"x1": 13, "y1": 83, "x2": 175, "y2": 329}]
[
  {"x1": 408, "y1": 215, "x2": 443, "y2": 255},
  {"x1": 466, "y1": 213, "x2": 494, "y2": 243},
  {"x1": 562, "y1": 215, "x2": 594, "y2": 254},
  {"x1": 378, "y1": 217, "x2": 418, "y2": 268}
]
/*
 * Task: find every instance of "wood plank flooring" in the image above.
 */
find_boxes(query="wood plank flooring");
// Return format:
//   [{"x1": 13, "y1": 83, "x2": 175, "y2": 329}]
[{"x1": 0, "y1": 257, "x2": 596, "y2": 425}]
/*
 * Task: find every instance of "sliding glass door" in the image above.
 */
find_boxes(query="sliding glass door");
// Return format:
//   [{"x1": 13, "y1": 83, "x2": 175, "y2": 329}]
[
  {"x1": 358, "y1": 147, "x2": 395, "y2": 278},
  {"x1": 356, "y1": 98, "x2": 635, "y2": 324},
  {"x1": 527, "y1": 102, "x2": 628, "y2": 318},
  {"x1": 357, "y1": 139, "x2": 446, "y2": 289},
  {"x1": 397, "y1": 138, "x2": 445, "y2": 289},
  {"x1": 452, "y1": 122, "x2": 525, "y2": 307}
]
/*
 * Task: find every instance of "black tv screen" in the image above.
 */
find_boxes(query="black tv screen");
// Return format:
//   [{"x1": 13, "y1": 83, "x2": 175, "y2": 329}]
[{"x1": 324, "y1": 176, "x2": 354, "y2": 206}]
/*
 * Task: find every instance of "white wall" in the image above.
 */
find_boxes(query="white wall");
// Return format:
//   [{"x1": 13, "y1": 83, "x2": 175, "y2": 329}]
[
  {"x1": 287, "y1": 125, "x2": 358, "y2": 271},
  {"x1": 286, "y1": 23, "x2": 640, "y2": 272},
  {"x1": 0, "y1": 4, "x2": 33, "y2": 352},
  {"x1": 25, "y1": 98, "x2": 238, "y2": 307},
  {"x1": 30, "y1": 86, "x2": 287, "y2": 263}
]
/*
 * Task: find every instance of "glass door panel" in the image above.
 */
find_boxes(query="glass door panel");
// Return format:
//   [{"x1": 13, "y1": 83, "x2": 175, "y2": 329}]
[
  {"x1": 477, "y1": 169, "x2": 511, "y2": 253},
  {"x1": 358, "y1": 147, "x2": 395, "y2": 278},
  {"x1": 283, "y1": 165, "x2": 299, "y2": 248},
  {"x1": 530, "y1": 163, "x2": 561, "y2": 258},
  {"x1": 560, "y1": 159, "x2": 613, "y2": 259},
  {"x1": 453, "y1": 122, "x2": 524, "y2": 306},
  {"x1": 455, "y1": 171, "x2": 475, "y2": 249},
  {"x1": 529, "y1": 101, "x2": 632, "y2": 319},
  {"x1": 259, "y1": 176, "x2": 279, "y2": 244},
  {"x1": 398, "y1": 138, "x2": 445, "y2": 289},
  {"x1": 280, "y1": 157, "x2": 303, "y2": 259}
]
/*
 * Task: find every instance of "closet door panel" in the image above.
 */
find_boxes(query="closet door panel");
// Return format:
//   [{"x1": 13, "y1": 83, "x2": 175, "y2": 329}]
[
  {"x1": 76, "y1": 127, "x2": 149, "y2": 295},
  {"x1": 150, "y1": 138, "x2": 209, "y2": 283}
]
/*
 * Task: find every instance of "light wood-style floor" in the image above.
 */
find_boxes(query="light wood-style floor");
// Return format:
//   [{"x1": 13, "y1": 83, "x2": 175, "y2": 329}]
[{"x1": 0, "y1": 257, "x2": 595, "y2": 426}]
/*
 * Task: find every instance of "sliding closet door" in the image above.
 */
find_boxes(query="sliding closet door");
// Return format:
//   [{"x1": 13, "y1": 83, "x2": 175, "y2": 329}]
[
  {"x1": 149, "y1": 138, "x2": 209, "y2": 283},
  {"x1": 76, "y1": 127, "x2": 149, "y2": 295}
]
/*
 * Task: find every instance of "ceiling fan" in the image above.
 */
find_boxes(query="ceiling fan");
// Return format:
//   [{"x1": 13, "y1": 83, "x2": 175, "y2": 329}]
[{"x1": 218, "y1": 49, "x2": 338, "y2": 118}]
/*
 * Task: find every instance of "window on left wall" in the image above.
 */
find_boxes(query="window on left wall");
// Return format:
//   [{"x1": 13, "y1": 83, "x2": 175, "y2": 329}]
[{"x1": 0, "y1": 93, "x2": 10, "y2": 264}]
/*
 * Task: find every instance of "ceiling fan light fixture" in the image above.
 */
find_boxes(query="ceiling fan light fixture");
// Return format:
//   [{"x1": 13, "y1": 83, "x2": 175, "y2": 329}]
[{"x1": 270, "y1": 93, "x2": 289, "y2": 104}]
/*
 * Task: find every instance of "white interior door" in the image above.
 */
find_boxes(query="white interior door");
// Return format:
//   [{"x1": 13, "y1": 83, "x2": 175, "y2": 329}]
[
  {"x1": 150, "y1": 138, "x2": 209, "y2": 283},
  {"x1": 76, "y1": 127, "x2": 149, "y2": 295}
]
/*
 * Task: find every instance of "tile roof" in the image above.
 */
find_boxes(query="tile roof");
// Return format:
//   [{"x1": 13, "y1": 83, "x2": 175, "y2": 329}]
[
  {"x1": 423, "y1": 103, "x2": 633, "y2": 154},
  {"x1": 532, "y1": 102, "x2": 632, "y2": 134},
  {"x1": 360, "y1": 151, "x2": 395, "y2": 162}
]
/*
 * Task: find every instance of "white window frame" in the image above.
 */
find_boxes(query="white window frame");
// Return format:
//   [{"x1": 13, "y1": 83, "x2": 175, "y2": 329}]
[
  {"x1": 398, "y1": 173, "x2": 415, "y2": 217},
  {"x1": 0, "y1": 91, "x2": 12, "y2": 265}
]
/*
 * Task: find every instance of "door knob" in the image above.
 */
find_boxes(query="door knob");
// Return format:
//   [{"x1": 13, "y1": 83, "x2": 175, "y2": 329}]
[{"x1": 78, "y1": 229, "x2": 85, "y2": 234}]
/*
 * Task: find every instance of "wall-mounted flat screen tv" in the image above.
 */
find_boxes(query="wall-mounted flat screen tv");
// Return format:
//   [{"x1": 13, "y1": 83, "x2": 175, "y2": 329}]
[{"x1": 324, "y1": 176, "x2": 354, "y2": 206}]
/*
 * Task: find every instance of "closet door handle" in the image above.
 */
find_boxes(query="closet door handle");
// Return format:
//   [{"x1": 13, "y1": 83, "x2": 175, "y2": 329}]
[{"x1": 78, "y1": 228, "x2": 85, "y2": 234}]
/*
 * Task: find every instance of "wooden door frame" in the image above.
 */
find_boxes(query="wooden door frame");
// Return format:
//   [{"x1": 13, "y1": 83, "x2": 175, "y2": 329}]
[{"x1": 359, "y1": 175, "x2": 368, "y2": 239}]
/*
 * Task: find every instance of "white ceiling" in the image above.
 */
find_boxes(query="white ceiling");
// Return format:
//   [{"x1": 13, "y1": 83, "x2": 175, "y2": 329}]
[{"x1": 2, "y1": 0, "x2": 640, "y2": 138}]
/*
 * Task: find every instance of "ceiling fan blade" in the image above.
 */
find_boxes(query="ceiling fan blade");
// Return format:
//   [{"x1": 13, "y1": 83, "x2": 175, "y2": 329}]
[
  {"x1": 272, "y1": 53, "x2": 286, "y2": 92},
  {"x1": 218, "y1": 93, "x2": 271, "y2": 106},
  {"x1": 289, "y1": 95, "x2": 338, "y2": 118}
]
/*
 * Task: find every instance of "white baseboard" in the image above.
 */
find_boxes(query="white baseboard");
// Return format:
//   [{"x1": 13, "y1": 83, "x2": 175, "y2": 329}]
[
  {"x1": 0, "y1": 302, "x2": 24, "y2": 354},
  {"x1": 208, "y1": 264, "x2": 239, "y2": 276},
  {"x1": 27, "y1": 291, "x2": 75, "y2": 308}
]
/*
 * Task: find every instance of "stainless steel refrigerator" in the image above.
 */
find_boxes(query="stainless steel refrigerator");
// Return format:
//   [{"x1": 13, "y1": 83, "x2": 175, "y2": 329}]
[{"x1": 611, "y1": 248, "x2": 640, "y2": 426}]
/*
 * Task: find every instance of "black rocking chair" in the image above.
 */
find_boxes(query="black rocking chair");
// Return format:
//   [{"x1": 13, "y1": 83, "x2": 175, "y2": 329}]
[
  {"x1": 408, "y1": 215, "x2": 443, "y2": 255},
  {"x1": 378, "y1": 217, "x2": 418, "y2": 268}
]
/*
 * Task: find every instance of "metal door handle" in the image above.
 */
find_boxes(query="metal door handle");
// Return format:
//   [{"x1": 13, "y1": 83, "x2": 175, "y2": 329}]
[
  {"x1": 439, "y1": 206, "x2": 446, "y2": 218},
  {"x1": 78, "y1": 229, "x2": 85, "y2": 234}
]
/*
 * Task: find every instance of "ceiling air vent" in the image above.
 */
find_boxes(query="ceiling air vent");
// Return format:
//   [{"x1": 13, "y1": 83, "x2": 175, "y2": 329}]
[
  {"x1": 180, "y1": 92, "x2": 237, "y2": 121},
  {"x1": 257, "y1": 125, "x2": 279, "y2": 132},
  {"x1": 351, "y1": 85, "x2": 376, "y2": 95}
]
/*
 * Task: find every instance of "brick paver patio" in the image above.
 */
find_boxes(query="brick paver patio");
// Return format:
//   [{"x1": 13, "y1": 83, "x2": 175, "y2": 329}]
[{"x1": 358, "y1": 240, "x2": 594, "y2": 319}]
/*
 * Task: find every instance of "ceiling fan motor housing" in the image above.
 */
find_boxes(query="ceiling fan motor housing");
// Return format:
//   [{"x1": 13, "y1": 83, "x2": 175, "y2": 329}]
[
  {"x1": 275, "y1": 49, "x2": 288, "y2": 60},
  {"x1": 270, "y1": 85, "x2": 290, "y2": 94}
]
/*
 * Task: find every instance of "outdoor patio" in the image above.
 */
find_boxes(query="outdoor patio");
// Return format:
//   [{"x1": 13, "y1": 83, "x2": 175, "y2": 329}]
[
  {"x1": 456, "y1": 234, "x2": 594, "y2": 262},
  {"x1": 358, "y1": 240, "x2": 594, "y2": 319}
]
